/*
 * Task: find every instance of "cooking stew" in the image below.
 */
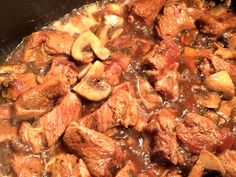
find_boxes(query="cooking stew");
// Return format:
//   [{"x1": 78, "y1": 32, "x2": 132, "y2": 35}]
[{"x1": 0, "y1": 0, "x2": 236, "y2": 176}]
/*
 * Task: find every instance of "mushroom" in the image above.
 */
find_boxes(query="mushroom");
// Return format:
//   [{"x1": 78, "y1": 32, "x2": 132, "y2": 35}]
[
  {"x1": 77, "y1": 63, "x2": 93, "y2": 79},
  {"x1": 188, "y1": 150, "x2": 226, "y2": 177},
  {"x1": 73, "y1": 61, "x2": 111, "y2": 101},
  {"x1": 72, "y1": 30, "x2": 110, "y2": 63},
  {"x1": 204, "y1": 71, "x2": 235, "y2": 100},
  {"x1": 193, "y1": 87, "x2": 221, "y2": 109}
]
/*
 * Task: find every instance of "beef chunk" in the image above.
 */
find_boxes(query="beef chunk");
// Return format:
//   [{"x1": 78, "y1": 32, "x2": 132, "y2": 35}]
[
  {"x1": 0, "y1": 103, "x2": 13, "y2": 120},
  {"x1": 63, "y1": 123, "x2": 123, "y2": 177},
  {"x1": 37, "y1": 57, "x2": 80, "y2": 86},
  {"x1": 218, "y1": 150, "x2": 236, "y2": 177},
  {"x1": 45, "y1": 153, "x2": 91, "y2": 177},
  {"x1": 0, "y1": 121, "x2": 17, "y2": 143},
  {"x1": 0, "y1": 64, "x2": 27, "y2": 84},
  {"x1": 145, "y1": 108, "x2": 184, "y2": 165},
  {"x1": 20, "y1": 92, "x2": 81, "y2": 153},
  {"x1": 11, "y1": 154, "x2": 43, "y2": 177},
  {"x1": 2, "y1": 73, "x2": 37, "y2": 101},
  {"x1": 129, "y1": 0, "x2": 166, "y2": 25},
  {"x1": 137, "y1": 166, "x2": 181, "y2": 177},
  {"x1": 79, "y1": 89, "x2": 146, "y2": 132},
  {"x1": 177, "y1": 113, "x2": 234, "y2": 154},
  {"x1": 102, "y1": 61, "x2": 122, "y2": 86},
  {"x1": 14, "y1": 80, "x2": 68, "y2": 121},
  {"x1": 154, "y1": 70, "x2": 180, "y2": 101},
  {"x1": 197, "y1": 12, "x2": 236, "y2": 36},
  {"x1": 156, "y1": 1, "x2": 195, "y2": 38},
  {"x1": 210, "y1": 56, "x2": 236, "y2": 83},
  {"x1": 23, "y1": 30, "x2": 75, "y2": 65},
  {"x1": 115, "y1": 161, "x2": 138, "y2": 177}
]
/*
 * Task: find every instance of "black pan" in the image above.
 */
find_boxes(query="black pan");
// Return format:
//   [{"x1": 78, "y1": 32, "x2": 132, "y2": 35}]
[{"x1": 0, "y1": 0, "x2": 96, "y2": 60}]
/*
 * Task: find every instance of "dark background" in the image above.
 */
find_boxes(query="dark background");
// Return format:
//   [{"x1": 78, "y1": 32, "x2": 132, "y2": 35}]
[{"x1": 0, "y1": 0, "x2": 95, "y2": 60}]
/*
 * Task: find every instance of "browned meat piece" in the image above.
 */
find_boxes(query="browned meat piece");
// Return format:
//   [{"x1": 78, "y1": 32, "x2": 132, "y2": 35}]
[
  {"x1": 45, "y1": 153, "x2": 91, "y2": 177},
  {"x1": 2, "y1": 73, "x2": 37, "y2": 101},
  {"x1": 23, "y1": 30, "x2": 75, "y2": 64},
  {"x1": 37, "y1": 57, "x2": 80, "y2": 86},
  {"x1": 115, "y1": 161, "x2": 138, "y2": 177},
  {"x1": 218, "y1": 150, "x2": 236, "y2": 177},
  {"x1": 177, "y1": 113, "x2": 234, "y2": 154},
  {"x1": 0, "y1": 103, "x2": 13, "y2": 120},
  {"x1": 137, "y1": 165, "x2": 182, "y2": 177},
  {"x1": 79, "y1": 89, "x2": 146, "y2": 132},
  {"x1": 154, "y1": 70, "x2": 179, "y2": 101},
  {"x1": 14, "y1": 79, "x2": 67, "y2": 121},
  {"x1": 0, "y1": 64, "x2": 27, "y2": 84},
  {"x1": 63, "y1": 123, "x2": 123, "y2": 177},
  {"x1": 145, "y1": 108, "x2": 184, "y2": 165},
  {"x1": 197, "y1": 11, "x2": 236, "y2": 36},
  {"x1": 143, "y1": 38, "x2": 181, "y2": 82},
  {"x1": 210, "y1": 56, "x2": 236, "y2": 83},
  {"x1": 156, "y1": 1, "x2": 195, "y2": 38},
  {"x1": 0, "y1": 121, "x2": 17, "y2": 143},
  {"x1": 11, "y1": 154, "x2": 43, "y2": 177},
  {"x1": 129, "y1": 0, "x2": 166, "y2": 25},
  {"x1": 102, "y1": 61, "x2": 122, "y2": 85},
  {"x1": 20, "y1": 92, "x2": 81, "y2": 153}
]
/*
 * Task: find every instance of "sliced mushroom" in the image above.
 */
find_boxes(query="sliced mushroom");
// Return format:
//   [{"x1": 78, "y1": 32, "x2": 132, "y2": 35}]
[
  {"x1": 73, "y1": 61, "x2": 111, "y2": 101},
  {"x1": 77, "y1": 63, "x2": 93, "y2": 79},
  {"x1": 204, "y1": 71, "x2": 235, "y2": 99},
  {"x1": 194, "y1": 91, "x2": 221, "y2": 109},
  {"x1": 188, "y1": 150, "x2": 226, "y2": 177},
  {"x1": 73, "y1": 79, "x2": 111, "y2": 102},
  {"x1": 84, "y1": 61, "x2": 105, "y2": 79},
  {"x1": 72, "y1": 30, "x2": 110, "y2": 63}
]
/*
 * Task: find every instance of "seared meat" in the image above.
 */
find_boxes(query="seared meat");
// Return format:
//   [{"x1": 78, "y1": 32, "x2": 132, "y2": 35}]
[
  {"x1": 197, "y1": 11, "x2": 236, "y2": 36},
  {"x1": 129, "y1": 0, "x2": 166, "y2": 26},
  {"x1": 145, "y1": 108, "x2": 184, "y2": 165},
  {"x1": 37, "y1": 57, "x2": 80, "y2": 86},
  {"x1": 115, "y1": 161, "x2": 138, "y2": 177},
  {"x1": 63, "y1": 123, "x2": 123, "y2": 177},
  {"x1": 210, "y1": 56, "x2": 236, "y2": 83},
  {"x1": 0, "y1": 64, "x2": 27, "y2": 84},
  {"x1": 0, "y1": 103, "x2": 13, "y2": 120},
  {"x1": 154, "y1": 70, "x2": 180, "y2": 101},
  {"x1": 177, "y1": 113, "x2": 234, "y2": 154},
  {"x1": 11, "y1": 154, "x2": 43, "y2": 177},
  {"x1": 137, "y1": 166, "x2": 182, "y2": 177},
  {"x1": 20, "y1": 92, "x2": 81, "y2": 153},
  {"x1": 45, "y1": 153, "x2": 91, "y2": 177},
  {"x1": 14, "y1": 79, "x2": 68, "y2": 121},
  {"x1": 2, "y1": 72, "x2": 37, "y2": 101},
  {"x1": 102, "y1": 61, "x2": 122, "y2": 85},
  {"x1": 23, "y1": 30, "x2": 75, "y2": 64},
  {"x1": 0, "y1": 121, "x2": 17, "y2": 143},
  {"x1": 218, "y1": 150, "x2": 236, "y2": 177},
  {"x1": 156, "y1": 1, "x2": 195, "y2": 38},
  {"x1": 79, "y1": 89, "x2": 146, "y2": 132}
]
